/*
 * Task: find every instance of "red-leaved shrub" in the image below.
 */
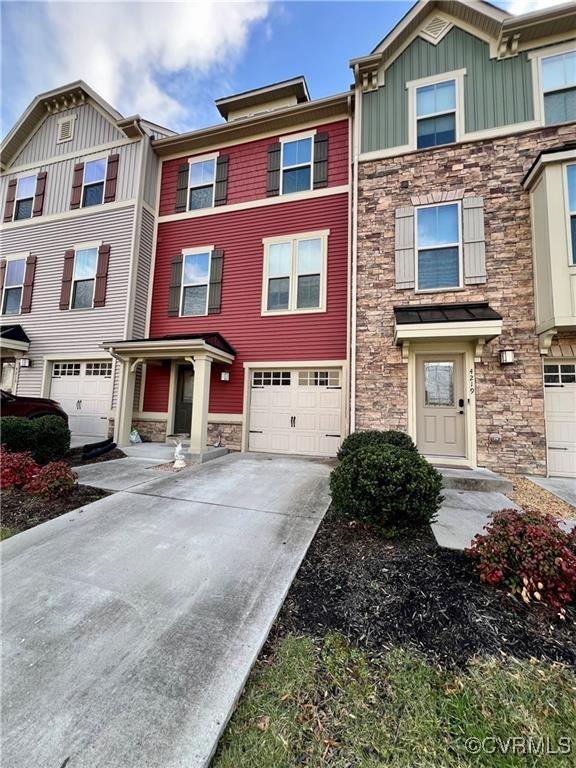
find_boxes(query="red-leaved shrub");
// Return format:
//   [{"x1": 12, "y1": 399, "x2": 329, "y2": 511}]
[
  {"x1": 467, "y1": 509, "x2": 576, "y2": 614},
  {"x1": 0, "y1": 449, "x2": 39, "y2": 490},
  {"x1": 24, "y1": 461, "x2": 77, "y2": 499}
]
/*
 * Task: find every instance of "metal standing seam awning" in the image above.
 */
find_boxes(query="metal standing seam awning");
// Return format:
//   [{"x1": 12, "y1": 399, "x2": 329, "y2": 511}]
[
  {"x1": 101, "y1": 333, "x2": 236, "y2": 366},
  {"x1": 0, "y1": 324, "x2": 30, "y2": 358},
  {"x1": 393, "y1": 302, "x2": 503, "y2": 361}
]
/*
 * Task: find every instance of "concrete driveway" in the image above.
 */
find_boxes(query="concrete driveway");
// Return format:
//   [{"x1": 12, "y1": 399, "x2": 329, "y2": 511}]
[{"x1": 1, "y1": 453, "x2": 331, "y2": 768}]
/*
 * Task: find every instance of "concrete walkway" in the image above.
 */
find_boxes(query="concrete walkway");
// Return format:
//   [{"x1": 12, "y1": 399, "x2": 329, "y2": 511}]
[
  {"x1": 527, "y1": 476, "x2": 576, "y2": 508},
  {"x1": 1, "y1": 453, "x2": 331, "y2": 768},
  {"x1": 432, "y1": 489, "x2": 519, "y2": 550}
]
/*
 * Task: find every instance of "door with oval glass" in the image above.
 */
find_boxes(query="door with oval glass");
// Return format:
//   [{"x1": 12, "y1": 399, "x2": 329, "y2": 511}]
[
  {"x1": 416, "y1": 354, "x2": 466, "y2": 458},
  {"x1": 174, "y1": 364, "x2": 194, "y2": 435}
]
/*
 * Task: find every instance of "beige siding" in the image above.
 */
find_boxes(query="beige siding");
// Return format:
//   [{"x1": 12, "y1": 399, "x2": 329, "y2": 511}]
[
  {"x1": 13, "y1": 104, "x2": 123, "y2": 166},
  {"x1": 132, "y1": 207, "x2": 155, "y2": 338},
  {"x1": 1, "y1": 205, "x2": 135, "y2": 398},
  {"x1": 143, "y1": 140, "x2": 160, "y2": 207}
]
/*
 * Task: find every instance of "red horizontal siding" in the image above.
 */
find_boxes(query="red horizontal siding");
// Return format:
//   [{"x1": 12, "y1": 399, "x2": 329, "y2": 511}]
[
  {"x1": 159, "y1": 119, "x2": 348, "y2": 216},
  {"x1": 146, "y1": 193, "x2": 348, "y2": 414},
  {"x1": 143, "y1": 362, "x2": 171, "y2": 412}
]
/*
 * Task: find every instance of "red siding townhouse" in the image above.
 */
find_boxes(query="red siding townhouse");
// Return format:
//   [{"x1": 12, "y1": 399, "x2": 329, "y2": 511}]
[{"x1": 105, "y1": 78, "x2": 351, "y2": 457}]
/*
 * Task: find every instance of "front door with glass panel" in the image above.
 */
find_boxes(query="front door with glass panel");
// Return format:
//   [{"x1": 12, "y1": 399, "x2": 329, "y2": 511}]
[
  {"x1": 416, "y1": 354, "x2": 466, "y2": 458},
  {"x1": 174, "y1": 365, "x2": 194, "y2": 434}
]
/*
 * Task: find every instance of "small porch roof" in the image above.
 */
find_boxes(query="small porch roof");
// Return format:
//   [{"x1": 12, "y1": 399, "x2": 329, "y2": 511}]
[
  {"x1": 393, "y1": 302, "x2": 503, "y2": 362},
  {"x1": 1, "y1": 324, "x2": 31, "y2": 356},
  {"x1": 101, "y1": 333, "x2": 236, "y2": 364}
]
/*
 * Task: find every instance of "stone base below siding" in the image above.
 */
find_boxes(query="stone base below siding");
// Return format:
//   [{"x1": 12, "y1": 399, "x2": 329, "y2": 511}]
[
  {"x1": 108, "y1": 418, "x2": 168, "y2": 443},
  {"x1": 207, "y1": 422, "x2": 242, "y2": 451}
]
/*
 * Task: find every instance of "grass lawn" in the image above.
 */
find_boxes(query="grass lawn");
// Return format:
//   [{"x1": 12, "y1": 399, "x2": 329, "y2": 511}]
[{"x1": 214, "y1": 633, "x2": 576, "y2": 768}]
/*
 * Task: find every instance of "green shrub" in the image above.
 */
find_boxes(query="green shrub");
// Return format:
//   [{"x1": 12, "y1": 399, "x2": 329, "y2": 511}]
[
  {"x1": 337, "y1": 430, "x2": 417, "y2": 461},
  {"x1": 0, "y1": 416, "x2": 70, "y2": 464},
  {"x1": 330, "y1": 445, "x2": 443, "y2": 534}
]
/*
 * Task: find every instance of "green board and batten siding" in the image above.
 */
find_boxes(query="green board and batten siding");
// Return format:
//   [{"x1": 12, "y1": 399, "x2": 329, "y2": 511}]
[{"x1": 362, "y1": 28, "x2": 535, "y2": 153}]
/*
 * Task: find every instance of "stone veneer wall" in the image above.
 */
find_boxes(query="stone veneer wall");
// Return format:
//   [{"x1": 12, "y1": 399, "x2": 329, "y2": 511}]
[
  {"x1": 109, "y1": 417, "x2": 242, "y2": 450},
  {"x1": 207, "y1": 422, "x2": 242, "y2": 451},
  {"x1": 355, "y1": 123, "x2": 576, "y2": 475}
]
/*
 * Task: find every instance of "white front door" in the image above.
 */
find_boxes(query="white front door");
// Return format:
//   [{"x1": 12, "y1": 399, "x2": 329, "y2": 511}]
[
  {"x1": 50, "y1": 360, "x2": 113, "y2": 439},
  {"x1": 544, "y1": 361, "x2": 576, "y2": 478},
  {"x1": 416, "y1": 354, "x2": 467, "y2": 458},
  {"x1": 248, "y1": 369, "x2": 342, "y2": 457}
]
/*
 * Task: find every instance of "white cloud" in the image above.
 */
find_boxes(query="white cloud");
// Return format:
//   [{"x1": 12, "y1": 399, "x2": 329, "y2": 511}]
[
  {"x1": 506, "y1": 0, "x2": 569, "y2": 14},
  {"x1": 12, "y1": 0, "x2": 270, "y2": 130}
]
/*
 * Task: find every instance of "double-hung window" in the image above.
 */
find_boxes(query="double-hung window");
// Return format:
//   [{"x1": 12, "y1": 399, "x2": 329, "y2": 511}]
[
  {"x1": 568, "y1": 165, "x2": 576, "y2": 265},
  {"x1": 188, "y1": 158, "x2": 216, "y2": 210},
  {"x1": 82, "y1": 158, "x2": 107, "y2": 207},
  {"x1": 181, "y1": 250, "x2": 211, "y2": 315},
  {"x1": 541, "y1": 50, "x2": 576, "y2": 125},
  {"x1": 1, "y1": 257, "x2": 26, "y2": 315},
  {"x1": 71, "y1": 247, "x2": 98, "y2": 308},
  {"x1": 263, "y1": 231, "x2": 327, "y2": 314},
  {"x1": 416, "y1": 203, "x2": 461, "y2": 291},
  {"x1": 416, "y1": 80, "x2": 456, "y2": 149},
  {"x1": 13, "y1": 176, "x2": 36, "y2": 221},
  {"x1": 281, "y1": 136, "x2": 313, "y2": 194}
]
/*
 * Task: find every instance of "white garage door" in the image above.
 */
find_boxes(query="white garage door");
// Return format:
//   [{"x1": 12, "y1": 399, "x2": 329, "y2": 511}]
[
  {"x1": 50, "y1": 361, "x2": 113, "y2": 439},
  {"x1": 248, "y1": 369, "x2": 342, "y2": 457},
  {"x1": 544, "y1": 361, "x2": 576, "y2": 478}
]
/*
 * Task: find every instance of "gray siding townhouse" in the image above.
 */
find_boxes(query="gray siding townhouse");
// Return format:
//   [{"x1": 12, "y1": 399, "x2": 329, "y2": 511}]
[
  {"x1": 0, "y1": 82, "x2": 173, "y2": 439},
  {"x1": 350, "y1": 0, "x2": 576, "y2": 477}
]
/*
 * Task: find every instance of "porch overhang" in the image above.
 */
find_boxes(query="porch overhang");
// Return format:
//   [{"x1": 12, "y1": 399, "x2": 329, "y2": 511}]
[
  {"x1": 101, "y1": 333, "x2": 236, "y2": 365},
  {"x1": 0, "y1": 325, "x2": 31, "y2": 358},
  {"x1": 393, "y1": 303, "x2": 503, "y2": 362}
]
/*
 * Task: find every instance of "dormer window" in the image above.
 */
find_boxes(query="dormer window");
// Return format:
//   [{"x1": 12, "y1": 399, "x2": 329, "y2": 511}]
[
  {"x1": 188, "y1": 157, "x2": 216, "y2": 210},
  {"x1": 542, "y1": 50, "x2": 576, "y2": 125},
  {"x1": 416, "y1": 79, "x2": 456, "y2": 149},
  {"x1": 13, "y1": 175, "x2": 36, "y2": 220},
  {"x1": 281, "y1": 136, "x2": 313, "y2": 194},
  {"x1": 82, "y1": 158, "x2": 107, "y2": 207}
]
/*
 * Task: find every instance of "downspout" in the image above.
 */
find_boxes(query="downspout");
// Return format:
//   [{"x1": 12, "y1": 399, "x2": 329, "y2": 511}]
[
  {"x1": 350, "y1": 64, "x2": 362, "y2": 434},
  {"x1": 345, "y1": 92, "x2": 353, "y2": 438}
]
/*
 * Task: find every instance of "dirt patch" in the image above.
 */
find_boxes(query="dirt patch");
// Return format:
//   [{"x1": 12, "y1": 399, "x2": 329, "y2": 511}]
[
  {"x1": 275, "y1": 510, "x2": 576, "y2": 668},
  {"x1": 506, "y1": 475, "x2": 575, "y2": 520},
  {"x1": 1, "y1": 485, "x2": 109, "y2": 538},
  {"x1": 66, "y1": 447, "x2": 127, "y2": 467}
]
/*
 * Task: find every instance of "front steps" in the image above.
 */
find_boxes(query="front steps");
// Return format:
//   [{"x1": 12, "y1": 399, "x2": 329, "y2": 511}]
[{"x1": 439, "y1": 467, "x2": 512, "y2": 494}]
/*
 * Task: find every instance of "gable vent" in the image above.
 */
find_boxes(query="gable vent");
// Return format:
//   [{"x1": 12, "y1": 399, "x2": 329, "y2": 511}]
[
  {"x1": 420, "y1": 16, "x2": 452, "y2": 45},
  {"x1": 57, "y1": 115, "x2": 76, "y2": 144}
]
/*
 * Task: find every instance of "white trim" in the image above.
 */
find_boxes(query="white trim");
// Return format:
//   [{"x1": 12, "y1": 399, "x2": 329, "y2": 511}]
[
  {"x1": 395, "y1": 319, "x2": 503, "y2": 344},
  {"x1": 187, "y1": 154, "x2": 217, "y2": 211},
  {"x1": 73, "y1": 239, "x2": 102, "y2": 251},
  {"x1": 40, "y1": 351, "x2": 113, "y2": 398},
  {"x1": 0, "y1": 199, "x2": 136, "y2": 230},
  {"x1": 208, "y1": 413, "x2": 243, "y2": 424},
  {"x1": 0, "y1": 252, "x2": 29, "y2": 317},
  {"x1": 261, "y1": 230, "x2": 328, "y2": 316},
  {"x1": 564, "y1": 163, "x2": 576, "y2": 266},
  {"x1": 529, "y1": 41, "x2": 576, "y2": 126},
  {"x1": 1, "y1": 137, "x2": 139, "y2": 176},
  {"x1": 187, "y1": 151, "x2": 220, "y2": 164},
  {"x1": 56, "y1": 114, "x2": 76, "y2": 144},
  {"x1": 407, "y1": 70, "x2": 466, "y2": 152},
  {"x1": 70, "y1": 243, "x2": 100, "y2": 311},
  {"x1": 81, "y1": 155, "x2": 108, "y2": 208},
  {"x1": 157, "y1": 184, "x2": 348, "y2": 224},
  {"x1": 279, "y1": 129, "x2": 316, "y2": 196},
  {"x1": 11, "y1": 173, "x2": 37, "y2": 222},
  {"x1": 179, "y1": 246, "x2": 213, "y2": 317},
  {"x1": 1, "y1": 251, "x2": 30, "y2": 261},
  {"x1": 414, "y1": 201, "x2": 463, "y2": 293}
]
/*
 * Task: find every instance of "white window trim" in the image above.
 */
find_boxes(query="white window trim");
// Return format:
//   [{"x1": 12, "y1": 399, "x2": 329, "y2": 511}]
[
  {"x1": 279, "y1": 129, "x2": 317, "y2": 195},
  {"x1": 407, "y1": 69, "x2": 466, "y2": 152},
  {"x1": 12, "y1": 173, "x2": 37, "y2": 221},
  {"x1": 56, "y1": 114, "x2": 77, "y2": 144},
  {"x1": 529, "y1": 42, "x2": 576, "y2": 127},
  {"x1": 261, "y1": 228, "x2": 329, "y2": 316},
  {"x1": 81, "y1": 156, "x2": 108, "y2": 208},
  {"x1": 565, "y1": 163, "x2": 576, "y2": 267},
  {"x1": 179, "y1": 245, "x2": 214, "y2": 318},
  {"x1": 70, "y1": 242, "x2": 100, "y2": 311},
  {"x1": 0, "y1": 251, "x2": 30, "y2": 317},
  {"x1": 187, "y1": 153, "x2": 219, "y2": 211},
  {"x1": 414, "y1": 201, "x2": 463, "y2": 293}
]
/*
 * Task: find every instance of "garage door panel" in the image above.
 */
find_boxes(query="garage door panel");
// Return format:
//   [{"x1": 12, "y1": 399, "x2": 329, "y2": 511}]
[
  {"x1": 50, "y1": 360, "x2": 112, "y2": 439},
  {"x1": 544, "y1": 362, "x2": 576, "y2": 478}
]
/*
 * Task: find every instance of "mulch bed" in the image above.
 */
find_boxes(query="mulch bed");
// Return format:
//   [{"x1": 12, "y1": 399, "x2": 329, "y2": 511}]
[
  {"x1": 65, "y1": 447, "x2": 126, "y2": 467},
  {"x1": 2, "y1": 485, "x2": 110, "y2": 536},
  {"x1": 275, "y1": 509, "x2": 576, "y2": 668}
]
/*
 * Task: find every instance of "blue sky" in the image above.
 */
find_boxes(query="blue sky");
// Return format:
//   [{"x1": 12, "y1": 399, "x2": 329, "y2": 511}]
[{"x1": 0, "y1": 0, "x2": 562, "y2": 137}]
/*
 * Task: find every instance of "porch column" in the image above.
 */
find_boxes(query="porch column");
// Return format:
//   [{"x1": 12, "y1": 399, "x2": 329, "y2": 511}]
[
  {"x1": 115, "y1": 358, "x2": 137, "y2": 446},
  {"x1": 189, "y1": 354, "x2": 212, "y2": 454}
]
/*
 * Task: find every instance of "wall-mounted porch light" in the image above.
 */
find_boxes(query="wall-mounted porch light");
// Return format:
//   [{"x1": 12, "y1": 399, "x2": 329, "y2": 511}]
[
  {"x1": 18, "y1": 358, "x2": 31, "y2": 367},
  {"x1": 220, "y1": 370, "x2": 230, "y2": 382},
  {"x1": 499, "y1": 349, "x2": 515, "y2": 365}
]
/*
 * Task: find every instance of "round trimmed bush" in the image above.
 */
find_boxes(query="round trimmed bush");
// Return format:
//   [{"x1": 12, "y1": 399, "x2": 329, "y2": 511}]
[
  {"x1": 337, "y1": 429, "x2": 417, "y2": 461},
  {"x1": 330, "y1": 445, "x2": 443, "y2": 534},
  {"x1": 0, "y1": 415, "x2": 70, "y2": 464}
]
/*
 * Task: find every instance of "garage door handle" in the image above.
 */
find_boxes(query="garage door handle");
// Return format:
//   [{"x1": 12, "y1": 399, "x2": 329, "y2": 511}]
[
  {"x1": 325, "y1": 434, "x2": 341, "y2": 438},
  {"x1": 290, "y1": 416, "x2": 296, "y2": 428},
  {"x1": 548, "y1": 446, "x2": 568, "y2": 451}
]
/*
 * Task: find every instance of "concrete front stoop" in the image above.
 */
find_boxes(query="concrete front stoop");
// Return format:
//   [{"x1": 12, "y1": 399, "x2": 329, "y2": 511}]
[{"x1": 440, "y1": 467, "x2": 512, "y2": 494}]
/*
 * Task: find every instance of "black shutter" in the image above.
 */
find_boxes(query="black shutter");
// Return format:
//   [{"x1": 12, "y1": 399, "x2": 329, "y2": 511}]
[
  {"x1": 208, "y1": 249, "x2": 224, "y2": 314},
  {"x1": 175, "y1": 163, "x2": 189, "y2": 213},
  {"x1": 266, "y1": 143, "x2": 281, "y2": 197},
  {"x1": 313, "y1": 132, "x2": 329, "y2": 189},
  {"x1": 168, "y1": 255, "x2": 183, "y2": 316},
  {"x1": 214, "y1": 155, "x2": 229, "y2": 206}
]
